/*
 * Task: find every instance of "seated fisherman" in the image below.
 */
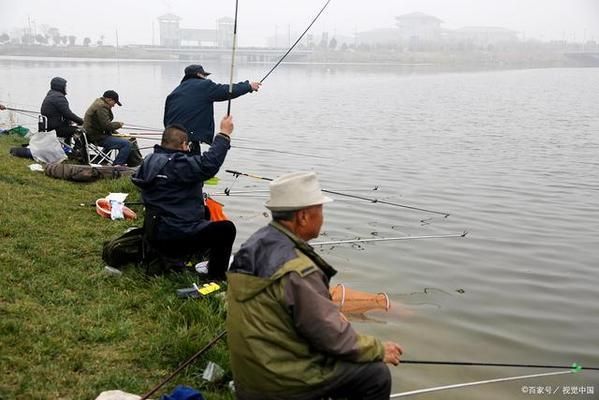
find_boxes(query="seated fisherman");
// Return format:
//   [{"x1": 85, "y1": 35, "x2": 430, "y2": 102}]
[
  {"x1": 131, "y1": 115, "x2": 236, "y2": 281},
  {"x1": 83, "y1": 90, "x2": 131, "y2": 166},
  {"x1": 226, "y1": 171, "x2": 404, "y2": 400},
  {"x1": 40, "y1": 77, "x2": 83, "y2": 141}
]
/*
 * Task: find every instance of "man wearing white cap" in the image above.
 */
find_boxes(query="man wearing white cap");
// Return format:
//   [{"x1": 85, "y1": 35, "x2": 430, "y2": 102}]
[{"x1": 226, "y1": 171, "x2": 403, "y2": 400}]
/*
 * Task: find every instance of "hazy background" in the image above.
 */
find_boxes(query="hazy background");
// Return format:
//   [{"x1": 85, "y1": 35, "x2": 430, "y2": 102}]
[{"x1": 1, "y1": 0, "x2": 598, "y2": 47}]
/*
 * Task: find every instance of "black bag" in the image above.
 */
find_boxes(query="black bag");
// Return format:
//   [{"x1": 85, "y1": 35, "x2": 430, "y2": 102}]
[
  {"x1": 126, "y1": 139, "x2": 143, "y2": 167},
  {"x1": 102, "y1": 228, "x2": 143, "y2": 268}
]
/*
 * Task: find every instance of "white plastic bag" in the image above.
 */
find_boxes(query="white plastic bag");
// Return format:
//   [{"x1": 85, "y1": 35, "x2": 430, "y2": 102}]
[{"x1": 28, "y1": 131, "x2": 67, "y2": 164}]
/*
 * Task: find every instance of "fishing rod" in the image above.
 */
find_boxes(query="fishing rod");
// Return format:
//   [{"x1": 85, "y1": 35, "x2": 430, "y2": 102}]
[
  {"x1": 231, "y1": 144, "x2": 327, "y2": 159},
  {"x1": 117, "y1": 134, "x2": 161, "y2": 140},
  {"x1": 260, "y1": 0, "x2": 333, "y2": 83},
  {"x1": 217, "y1": 187, "x2": 379, "y2": 195},
  {"x1": 5, "y1": 106, "x2": 39, "y2": 114},
  {"x1": 400, "y1": 360, "x2": 597, "y2": 370},
  {"x1": 139, "y1": 331, "x2": 226, "y2": 400},
  {"x1": 226, "y1": 169, "x2": 450, "y2": 217},
  {"x1": 390, "y1": 370, "x2": 576, "y2": 398},
  {"x1": 312, "y1": 232, "x2": 467, "y2": 246},
  {"x1": 227, "y1": 0, "x2": 240, "y2": 116},
  {"x1": 121, "y1": 126, "x2": 162, "y2": 132}
]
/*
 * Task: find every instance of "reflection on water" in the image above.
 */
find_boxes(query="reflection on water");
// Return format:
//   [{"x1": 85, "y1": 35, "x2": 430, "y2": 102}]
[{"x1": 2, "y1": 58, "x2": 599, "y2": 399}]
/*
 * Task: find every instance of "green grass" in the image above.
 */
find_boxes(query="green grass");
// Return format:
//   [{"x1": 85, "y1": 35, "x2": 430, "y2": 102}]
[{"x1": 0, "y1": 135, "x2": 232, "y2": 400}]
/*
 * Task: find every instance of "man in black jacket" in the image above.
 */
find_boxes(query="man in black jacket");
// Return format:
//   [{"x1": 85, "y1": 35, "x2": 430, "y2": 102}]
[
  {"x1": 40, "y1": 77, "x2": 83, "y2": 140},
  {"x1": 163, "y1": 64, "x2": 260, "y2": 153},
  {"x1": 132, "y1": 115, "x2": 236, "y2": 280}
]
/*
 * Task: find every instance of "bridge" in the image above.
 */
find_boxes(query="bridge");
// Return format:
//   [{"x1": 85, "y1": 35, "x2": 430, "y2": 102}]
[
  {"x1": 141, "y1": 46, "x2": 313, "y2": 63},
  {"x1": 564, "y1": 51, "x2": 599, "y2": 66}
]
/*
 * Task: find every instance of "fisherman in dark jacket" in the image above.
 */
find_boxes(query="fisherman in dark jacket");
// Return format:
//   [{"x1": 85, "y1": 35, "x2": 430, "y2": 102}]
[
  {"x1": 132, "y1": 115, "x2": 236, "y2": 280},
  {"x1": 83, "y1": 90, "x2": 134, "y2": 166},
  {"x1": 163, "y1": 64, "x2": 260, "y2": 153},
  {"x1": 40, "y1": 77, "x2": 83, "y2": 140}
]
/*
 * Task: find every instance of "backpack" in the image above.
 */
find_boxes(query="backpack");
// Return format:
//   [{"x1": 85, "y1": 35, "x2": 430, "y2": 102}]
[{"x1": 102, "y1": 227, "x2": 144, "y2": 268}]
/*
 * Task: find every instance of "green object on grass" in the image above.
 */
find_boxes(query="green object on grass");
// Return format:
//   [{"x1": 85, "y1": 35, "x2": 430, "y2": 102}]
[
  {"x1": 5, "y1": 126, "x2": 30, "y2": 137},
  {"x1": 205, "y1": 177, "x2": 220, "y2": 185}
]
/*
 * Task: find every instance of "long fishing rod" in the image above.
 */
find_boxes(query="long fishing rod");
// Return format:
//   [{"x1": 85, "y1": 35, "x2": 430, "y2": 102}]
[
  {"x1": 227, "y1": 0, "x2": 240, "y2": 116},
  {"x1": 390, "y1": 370, "x2": 576, "y2": 398},
  {"x1": 231, "y1": 144, "x2": 327, "y2": 159},
  {"x1": 121, "y1": 125, "x2": 162, "y2": 132},
  {"x1": 5, "y1": 106, "x2": 39, "y2": 114},
  {"x1": 139, "y1": 331, "x2": 226, "y2": 400},
  {"x1": 218, "y1": 187, "x2": 379, "y2": 195},
  {"x1": 313, "y1": 232, "x2": 467, "y2": 246},
  {"x1": 400, "y1": 360, "x2": 597, "y2": 370},
  {"x1": 260, "y1": 0, "x2": 332, "y2": 83},
  {"x1": 226, "y1": 169, "x2": 450, "y2": 217}
]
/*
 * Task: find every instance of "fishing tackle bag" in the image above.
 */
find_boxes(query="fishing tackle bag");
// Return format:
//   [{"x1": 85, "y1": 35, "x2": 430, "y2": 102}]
[
  {"x1": 102, "y1": 227, "x2": 144, "y2": 268},
  {"x1": 44, "y1": 163, "x2": 133, "y2": 182}
]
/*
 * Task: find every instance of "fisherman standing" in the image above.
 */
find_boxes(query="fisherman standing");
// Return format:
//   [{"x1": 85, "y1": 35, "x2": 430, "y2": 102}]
[
  {"x1": 163, "y1": 64, "x2": 260, "y2": 153},
  {"x1": 226, "y1": 171, "x2": 403, "y2": 400},
  {"x1": 40, "y1": 77, "x2": 83, "y2": 140}
]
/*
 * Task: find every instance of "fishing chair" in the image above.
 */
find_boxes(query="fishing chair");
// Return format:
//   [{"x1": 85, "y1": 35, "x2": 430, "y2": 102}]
[
  {"x1": 71, "y1": 129, "x2": 116, "y2": 166},
  {"x1": 140, "y1": 208, "x2": 204, "y2": 275}
]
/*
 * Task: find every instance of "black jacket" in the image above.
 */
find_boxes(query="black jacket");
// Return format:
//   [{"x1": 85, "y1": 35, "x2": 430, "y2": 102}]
[
  {"x1": 40, "y1": 77, "x2": 83, "y2": 131},
  {"x1": 131, "y1": 134, "x2": 231, "y2": 240},
  {"x1": 163, "y1": 76, "x2": 252, "y2": 144}
]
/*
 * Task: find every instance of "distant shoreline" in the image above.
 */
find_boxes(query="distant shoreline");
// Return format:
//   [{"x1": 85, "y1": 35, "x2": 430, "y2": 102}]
[{"x1": 1, "y1": 44, "x2": 596, "y2": 69}]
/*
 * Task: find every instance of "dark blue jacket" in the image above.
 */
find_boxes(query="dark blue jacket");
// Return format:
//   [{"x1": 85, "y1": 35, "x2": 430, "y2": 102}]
[
  {"x1": 131, "y1": 134, "x2": 230, "y2": 240},
  {"x1": 40, "y1": 77, "x2": 83, "y2": 131},
  {"x1": 163, "y1": 77, "x2": 253, "y2": 144}
]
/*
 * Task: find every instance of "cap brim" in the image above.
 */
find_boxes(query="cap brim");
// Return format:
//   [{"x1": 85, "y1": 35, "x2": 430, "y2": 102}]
[{"x1": 116, "y1": 101, "x2": 122, "y2": 106}]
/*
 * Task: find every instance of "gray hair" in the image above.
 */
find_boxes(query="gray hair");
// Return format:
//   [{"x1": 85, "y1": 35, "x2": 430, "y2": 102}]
[{"x1": 270, "y1": 209, "x2": 297, "y2": 221}]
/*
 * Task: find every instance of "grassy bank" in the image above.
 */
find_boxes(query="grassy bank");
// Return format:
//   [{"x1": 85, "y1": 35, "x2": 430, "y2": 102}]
[{"x1": 0, "y1": 135, "x2": 231, "y2": 400}]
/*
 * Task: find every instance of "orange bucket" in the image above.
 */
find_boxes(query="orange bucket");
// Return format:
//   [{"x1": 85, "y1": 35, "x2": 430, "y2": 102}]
[{"x1": 95, "y1": 198, "x2": 137, "y2": 220}]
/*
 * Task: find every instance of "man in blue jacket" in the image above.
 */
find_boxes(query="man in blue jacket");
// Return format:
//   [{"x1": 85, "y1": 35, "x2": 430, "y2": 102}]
[
  {"x1": 163, "y1": 64, "x2": 260, "y2": 153},
  {"x1": 132, "y1": 115, "x2": 236, "y2": 280}
]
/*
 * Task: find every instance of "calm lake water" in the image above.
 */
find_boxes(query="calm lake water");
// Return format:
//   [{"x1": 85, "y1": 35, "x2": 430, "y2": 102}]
[{"x1": 1, "y1": 57, "x2": 598, "y2": 399}]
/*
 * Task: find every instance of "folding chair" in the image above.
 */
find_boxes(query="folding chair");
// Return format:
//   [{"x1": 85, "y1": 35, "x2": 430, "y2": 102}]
[
  {"x1": 37, "y1": 115, "x2": 48, "y2": 132},
  {"x1": 71, "y1": 129, "x2": 116, "y2": 166},
  {"x1": 141, "y1": 208, "x2": 207, "y2": 275}
]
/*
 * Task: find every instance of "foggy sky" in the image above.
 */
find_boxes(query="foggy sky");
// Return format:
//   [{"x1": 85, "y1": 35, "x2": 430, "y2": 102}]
[{"x1": 0, "y1": 0, "x2": 598, "y2": 46}]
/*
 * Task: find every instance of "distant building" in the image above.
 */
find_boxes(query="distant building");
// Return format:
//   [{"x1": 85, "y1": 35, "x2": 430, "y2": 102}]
[
  {"x1": 158, "y1": 14, "x2": 182, "y2": 47},
  {"x1": 395, "y1": 12, "x2": 442, "y2": 42},
  {"x1": 355, "y1": 29, "x2": 399, "y2": 47},
  {"x1": 449, "y1": 27, "x2": 519, "y2": 47},
  {"x1": 157, "y1": 14, "x2": 232, "y2": 48}
]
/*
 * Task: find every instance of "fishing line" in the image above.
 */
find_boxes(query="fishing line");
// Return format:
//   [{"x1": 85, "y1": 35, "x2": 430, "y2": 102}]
[
  {"x1": 226, "y1": 169, "x2": 451, "y2": 217},
  {"x1": 227, "y1": 0, "x2": 240, "y2": 116},
  {"x1": 260, "y1": 0, "x2": 333, "y2": 83}
]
